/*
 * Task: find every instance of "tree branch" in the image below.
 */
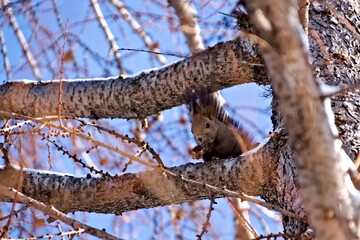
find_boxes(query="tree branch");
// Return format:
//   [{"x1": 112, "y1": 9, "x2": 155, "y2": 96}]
[
  {"x1": 1, "y1": 0, "x2": 42, "y2": 80},
  {"x1": 110, "y1": 0, "x2": 167, "y2": 65},
  {"x1": 0, "y1": 185, "x2": 123, "y2": 240},
  {"x1": 0, "y1": 138, "x2": 287, "y2": 217},
  {"x1": 0, "y1": 38, "x2": 267, "y2": 120},
  {"x1": 90, "y1": 0, "x2": 123, "y2": 74},
  {"x1": 168, "y1": 0, "x2": 204, "y2": 53}
]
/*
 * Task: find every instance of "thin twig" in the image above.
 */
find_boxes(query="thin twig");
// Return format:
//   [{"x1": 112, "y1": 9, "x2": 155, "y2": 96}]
[
  {"x1": 51, "y1": 0, "x2": 81, "y2": 76},
  {"x1": 118, "y1": 47, "x2": 185, "y2": 58},
  {"x1": 110, "y1": 0, "x2": 167, "y2": 64},
  {"x1": 58, "y1": 20, "x2": 69, "y2": 125},
  {"x1": 11, "y1": 229, "x2": 86, "y2": 240},
  {"x1": 75, "y1": 119, "x2": 166, "y2": 168},
  {"x1": 227, "y1": 198, "x2": 258, "y2": 239},
  {"x1": 39, "y1": 132, "x2": 110, "y2": 177},
  {"x1": 0, "y1": 205, "x2": 29, "y2": 221},
  {"x1": 2, "y1": 0, "x2": 42, "y2": 80},
  {"x1": 0, "y1": 185, "x2": 123, "y2": 240},
  {"x1": 0, "y1": 166, "x2": 23, "y2": 238},
  {"x1": 196, "y1": 199, "x2": 216, "y2": 240},
  {"x1": 0, "y1": 120, "x2": 32, "y2": 134},
  {"x1": 0, "y1": 30, "x2": 11, "y2": 80},
  {"x1": 90, "y1": 0, "x2": 123, "y2": 74}
]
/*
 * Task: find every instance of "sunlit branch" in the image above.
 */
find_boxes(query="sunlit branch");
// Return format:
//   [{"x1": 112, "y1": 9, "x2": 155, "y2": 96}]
[
  {"x1": 0, "y1": 185, "x2": 123, "y2": 240},
  {"x1": 0, "y1": 30, "x2": 11, "y2": 80},
  {"x1": 90, "y1": 0, "x2": 123, "y2": 74},
  {"x1": 1, "y1": 0, "x2": 42, "y2": 80},
  {"x1": 110, "y1": 0, "x2": 167, "y2": 65},
  {"x1": 168, "y1": 0, "x2": 204, "y2": 53}
]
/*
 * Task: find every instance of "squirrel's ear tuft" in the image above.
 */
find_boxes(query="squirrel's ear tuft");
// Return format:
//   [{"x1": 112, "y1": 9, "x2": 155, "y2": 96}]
[
  {"x1": 185, "y1": 88, "x2": 218, "y2": 118},
  {"x1": 184, "y1": 91, "x2": 197, "y2": 115}
]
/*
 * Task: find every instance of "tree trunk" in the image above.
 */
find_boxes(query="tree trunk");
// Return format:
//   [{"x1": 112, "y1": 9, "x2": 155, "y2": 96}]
[{"x1": 241, "y1": 0, "x2": 360, "y2": 238}]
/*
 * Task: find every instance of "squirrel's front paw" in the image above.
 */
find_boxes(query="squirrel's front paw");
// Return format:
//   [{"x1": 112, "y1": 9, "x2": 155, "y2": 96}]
[{"x1": 192, "y1": 145, "x2": 204, "y2": 159}]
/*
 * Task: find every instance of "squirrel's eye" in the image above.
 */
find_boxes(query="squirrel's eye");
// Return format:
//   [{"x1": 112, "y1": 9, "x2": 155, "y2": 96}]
[{"x1": 205, "y1": 123, "x2": 210, "y2": 128}]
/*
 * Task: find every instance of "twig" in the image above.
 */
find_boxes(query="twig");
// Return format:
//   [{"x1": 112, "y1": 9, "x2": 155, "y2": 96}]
[
  {"x1": 90, "y1": 0, "x2": 123, "y2": 74},
  {"x1": 58, "y1": 20, "x2": 69, "y2": 125},
  {"x1": 0, "y1": 185, "x2": 123, "y2": 240},
  {"x1": 227, "y1": 198, "x2": 258, "y2": 239},
  {"x1": 39, "y1": 120, "x2": 158, "y2": 169},
  {"x1": 171, "y1": 169, "x2": 304, "y2": 221},
  {"x1": 2, "y1": 0, "x2": 42, "y2": 80},
  {"x1": 118, "y1": 47, "x2": 185, "y2": 58},
  {"x1": 51, "y1": 0, "x2": 81, "y2": 76},
  {"x1": 0, "y1": 112, "x2": 159, "y2": 170},
  {"x1": 0, "y1": 205, "x2": 29, "y2": 221},
  {"x1": 0, "y1": 30, "x2": 11, "y2": 80},
  {"x1": 11, "y1": 229, "x2": 86, "y2": 240},
  {"x1": 39, "y1": 132, "x2": 110, "y2": 177},
  {"x1": 0, "y1": 165, "x2": 23, "y2": 238},
  {"x1": 196, "y1": 199, "x2": 216, "y2": 240},
  {"x1": 0, "y1": 120, "x2": 32, "y2": 134},
  {"x1": 110, "y1": 0, "x2": 167, "y2": 64},
  {"x1": 75, "y1": 119, "x2": 166, "y2": 168}
]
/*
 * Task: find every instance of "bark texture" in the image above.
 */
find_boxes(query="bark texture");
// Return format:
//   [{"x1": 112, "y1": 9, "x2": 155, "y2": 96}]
[
  {"x1": 0, "y1": 141, "x2": 276, "y2": 215},
  {"x1": 309, "y1": 1, "x2": 360, "y2": 160},
  {"x1": 242, "y1": 0, "x2": 360, "y2": 239},
  {"x1": 0, "y1": 38, "x2": 266, "y2": 120}
]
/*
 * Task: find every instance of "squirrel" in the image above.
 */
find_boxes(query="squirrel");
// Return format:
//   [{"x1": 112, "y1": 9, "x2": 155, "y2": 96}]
[{"x1": 185, "y1": 89, "x2": 255, "y2": 161}]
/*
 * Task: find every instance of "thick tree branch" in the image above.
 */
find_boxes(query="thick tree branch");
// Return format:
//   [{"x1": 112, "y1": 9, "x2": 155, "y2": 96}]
[
  {"x1": 0, "y1": 38, "x2": 266, "y2": 120},
  {"x1": 0, "y1": 139, "x2": 284, "y2": 216}
]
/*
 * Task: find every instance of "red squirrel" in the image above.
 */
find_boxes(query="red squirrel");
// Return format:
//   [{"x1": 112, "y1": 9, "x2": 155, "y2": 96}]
[{"x1": 185, "y1": 89, "x2": 255, "y2": 161}]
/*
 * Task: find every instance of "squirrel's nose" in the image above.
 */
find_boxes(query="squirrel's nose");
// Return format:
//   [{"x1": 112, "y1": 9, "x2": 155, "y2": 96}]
[{"x1": 197, "y1": 137, "x2": 203, "y2": 143}]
